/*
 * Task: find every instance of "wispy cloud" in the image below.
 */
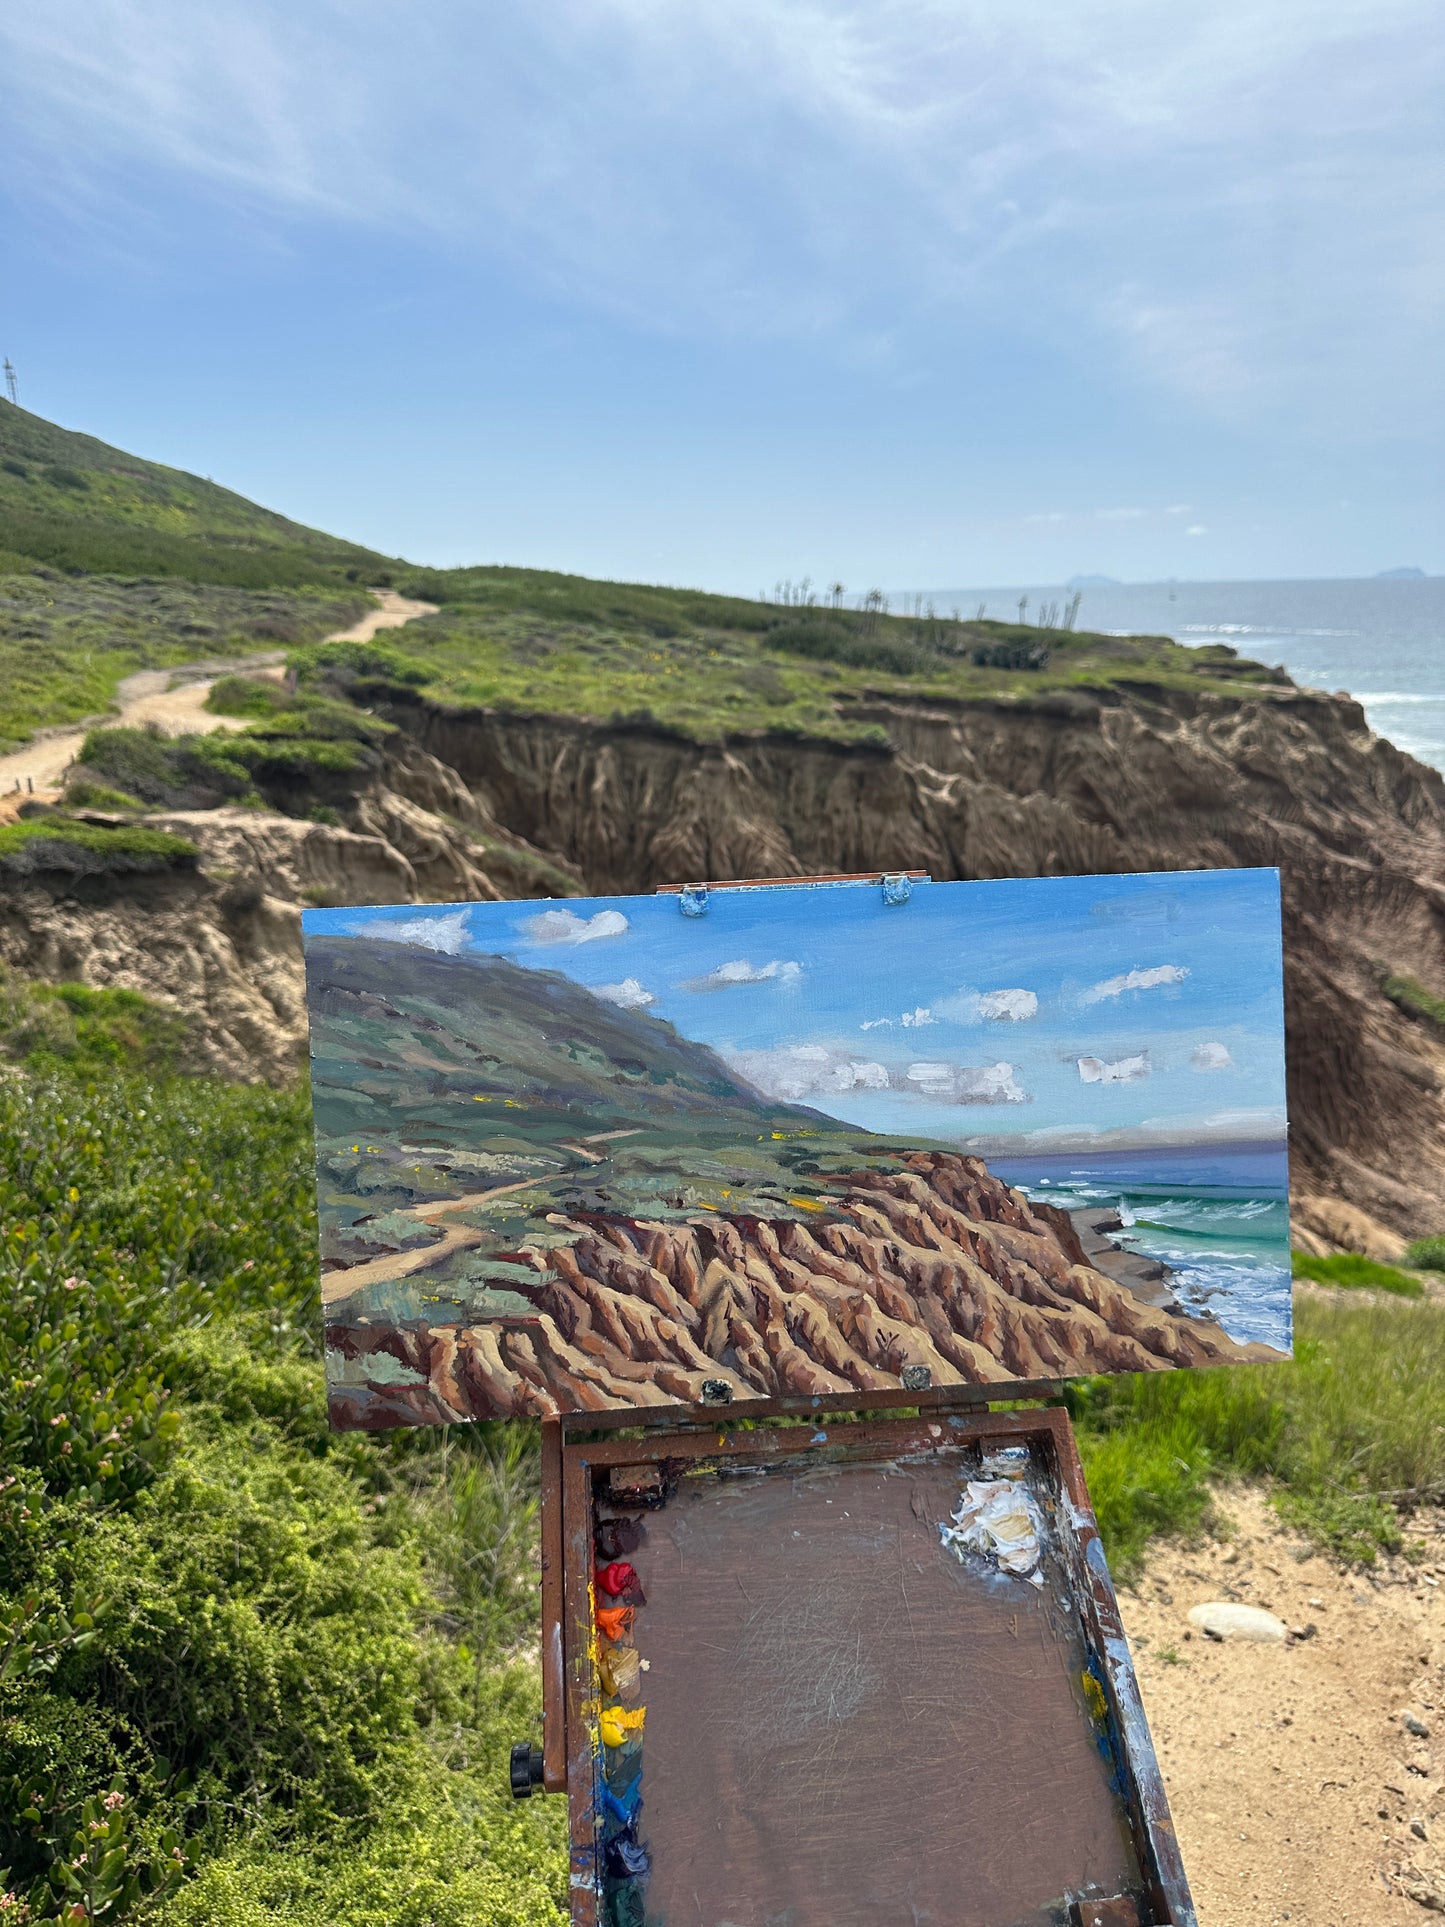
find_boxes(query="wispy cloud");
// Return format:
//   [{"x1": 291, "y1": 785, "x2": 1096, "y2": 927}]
[
  {"x1": 937, "y1": 987, "x2": 1040, "y2": 1023},
  {"x1": 523, "y1": 908, "x2": 629, "y2": 945},
  {"x1": 729, "y1": 1042, "x2": 1026, "y2": 1105},
  {"x1": 348, "y1": 909, "x2": 469, "y2": 954},
  {"x1": 682, "y1": 958, "x2": 802, "y2": 991},
  {"x1": 2, "y1": 0, "x2": 1438, "y2": 434},
  {"x1": 1081, "y1": 964, "x2": 1188, "y2": 1004}
]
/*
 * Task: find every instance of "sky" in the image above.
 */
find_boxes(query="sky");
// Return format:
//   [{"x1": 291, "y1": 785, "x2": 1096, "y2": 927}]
[
  {"x1": 3, "y1": 1, "x2": 1440, "y2": 590},
  {"x1": 305, "y1": 869, "x2": 1288, "y2": 1154}
]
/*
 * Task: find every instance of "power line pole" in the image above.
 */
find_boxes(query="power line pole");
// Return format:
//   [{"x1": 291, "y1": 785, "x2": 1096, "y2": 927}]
[{"x1": 3, "y1": 360, "x2": 16, "y2": 405}]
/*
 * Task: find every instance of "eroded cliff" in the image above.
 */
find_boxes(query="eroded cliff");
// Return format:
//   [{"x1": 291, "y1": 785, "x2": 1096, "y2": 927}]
[{"x1": 5, "y1": 668, "x2": 1443, "y2": 1243}]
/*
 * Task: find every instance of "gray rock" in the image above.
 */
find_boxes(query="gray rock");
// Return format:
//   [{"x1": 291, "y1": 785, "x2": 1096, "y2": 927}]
[
  {"x1": 1403, "y1": 1714, "x2": 1432, "y2": 1738},
  {"x1": 1186, "y1": 1602, "x2": 1288, "y2": 1643}
]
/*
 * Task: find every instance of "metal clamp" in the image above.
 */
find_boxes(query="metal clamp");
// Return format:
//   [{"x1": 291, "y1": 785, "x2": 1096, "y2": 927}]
[
  {"x1": 679, "y1": 884, "x2": 709, "y2": 917},
  {"x1": 882, "y1": 873, "x2": 913, "y2": 906}
]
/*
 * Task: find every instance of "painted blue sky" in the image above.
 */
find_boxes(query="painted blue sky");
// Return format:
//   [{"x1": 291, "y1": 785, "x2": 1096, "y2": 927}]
[
  {"x1": 305, "y1": 869, "x2": 1288, "y2": 1153},
  {"x1": 3, "y1": 2, "x2": 1440, "y2": 587}
]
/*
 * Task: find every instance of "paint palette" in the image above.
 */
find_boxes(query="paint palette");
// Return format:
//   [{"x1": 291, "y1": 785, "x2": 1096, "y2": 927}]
[{"x1": 548, "y1": 1408, "x2": 1193, "y2": 1927}]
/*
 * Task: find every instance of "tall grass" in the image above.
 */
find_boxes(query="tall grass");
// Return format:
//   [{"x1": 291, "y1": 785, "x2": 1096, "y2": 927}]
[{"x1": 1072, "y1": 1293, "x2": 1445, "y2": 1572}]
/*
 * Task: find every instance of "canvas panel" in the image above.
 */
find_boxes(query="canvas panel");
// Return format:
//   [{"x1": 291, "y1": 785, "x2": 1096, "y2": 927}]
[{"x1": 303, "y1": 869, "x2": 1290, "y2": 1429}]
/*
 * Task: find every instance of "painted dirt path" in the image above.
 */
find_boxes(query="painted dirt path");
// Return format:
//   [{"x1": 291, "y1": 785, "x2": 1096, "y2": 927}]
[
  {"x1": 1121, "y1": 1485, "x2": 1445, "y2": 1925},
  {"x1": 321, "y1": 1175, "x2": 560, "y2": 1305},
  {"x1": 0, "y1": 588, "x2": 436, "y2": 801}
]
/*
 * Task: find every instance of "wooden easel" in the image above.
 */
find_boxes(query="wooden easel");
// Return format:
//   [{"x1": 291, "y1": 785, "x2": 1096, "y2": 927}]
[{"x1": 511, "y1": 875, "x2": 1198, "y2": 1927}]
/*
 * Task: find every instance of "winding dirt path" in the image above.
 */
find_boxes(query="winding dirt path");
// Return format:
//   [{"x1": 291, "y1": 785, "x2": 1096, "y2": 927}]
[
  {"x1": 0, "y1": 587, "x2": 435, "y2": 804},
  {"x1": 321, "y1": 1173, "x2": 567, "y2": 1305}
]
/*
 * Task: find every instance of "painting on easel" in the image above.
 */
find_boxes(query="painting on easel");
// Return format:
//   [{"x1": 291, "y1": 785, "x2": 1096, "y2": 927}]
[{"x1": 303, "y1": 868, "x2": 1290, "y2": 1430}]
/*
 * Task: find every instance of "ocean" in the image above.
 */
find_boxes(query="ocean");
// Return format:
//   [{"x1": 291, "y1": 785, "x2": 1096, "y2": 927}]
[
  {"x1": 990, "y1": 1143, "x2": 1293, "y2": 1356},
  {"x1": 919, "y1": 575, "x2": 1445, "y2": 773}
]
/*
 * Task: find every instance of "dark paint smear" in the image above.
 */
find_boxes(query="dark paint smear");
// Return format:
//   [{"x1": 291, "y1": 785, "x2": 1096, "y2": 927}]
[{"x1": 636, "y1": 1456, "x2": 1141, "y2": 1927}]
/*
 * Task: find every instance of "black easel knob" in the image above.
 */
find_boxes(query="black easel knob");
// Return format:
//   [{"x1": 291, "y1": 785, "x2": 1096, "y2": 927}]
[{"x1": 509, "y1": 1742, "x2": 545, "y2": 1798}]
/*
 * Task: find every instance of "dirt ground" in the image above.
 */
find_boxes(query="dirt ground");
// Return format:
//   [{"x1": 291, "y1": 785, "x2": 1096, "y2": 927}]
[{"x1": 1120, "y1": 1487, "x2": 1445, "y2": 1923}]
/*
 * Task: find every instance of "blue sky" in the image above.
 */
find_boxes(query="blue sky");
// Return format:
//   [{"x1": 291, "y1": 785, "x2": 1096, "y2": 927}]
[
  {"x1": 305, "y1": 869, "x2": 1287, "y2": 1152},
  {"x1": 2, "y1": 1, "x2": 1440, "y2": 589}
]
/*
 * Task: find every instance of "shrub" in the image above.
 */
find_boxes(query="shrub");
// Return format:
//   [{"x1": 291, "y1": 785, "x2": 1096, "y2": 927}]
[
  {"x1": 205, "y1": 676, "x2": 290, "y2": 720},
  {"x1": 0, "y1": 977, "x2": 189, "y2": 1074},
  {"x1": 764, "y1": 617, "x2": 926, "y2": 675},
  {"x1": 1402, "y1": 1236, "x2": 1445, "y2": 1271},
  {"x1": 1382, "y1": 971, "x2": 1445, "y2": 1032},
  {"x1": 1291, "y1": 1250, "x2": 1423, "y2": 1298},
  {"x1": 0, "y1": 819, "x2": 198, "y2": 876},
  {"x1": 62, "y1": 781, "x2": 145, "y2": 812}
]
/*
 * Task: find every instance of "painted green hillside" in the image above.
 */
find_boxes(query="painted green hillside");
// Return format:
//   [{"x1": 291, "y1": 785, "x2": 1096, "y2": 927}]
[{"x1": 307, "y1": 937, "x2": 881, "y2": 1317}]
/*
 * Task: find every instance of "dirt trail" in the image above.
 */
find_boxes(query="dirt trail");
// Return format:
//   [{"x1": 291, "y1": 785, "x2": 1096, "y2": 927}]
[
  {"x1": 0, "y1": 588, "x2": 435, "y2": 802},
  {"x1": 1121, "y1": 1487, "x2": 1445, "y2": 1924}
]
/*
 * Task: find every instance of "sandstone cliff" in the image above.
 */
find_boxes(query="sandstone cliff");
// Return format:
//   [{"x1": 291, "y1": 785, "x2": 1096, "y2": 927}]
[
  {"x1": 396, "y1": 680, "x2": 1445, "y2": 1245},
  {"x1": 4, "y1": 670, "x2": 1443, "y2": 1243}
]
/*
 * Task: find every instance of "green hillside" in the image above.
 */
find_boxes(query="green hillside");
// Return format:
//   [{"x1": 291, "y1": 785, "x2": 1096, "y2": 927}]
[
  {"x1": 306, "y1": 937, "x2": 867, "y2": 1314},
  {"x1": 0, "y1": 402, "x2": 1293, "y2": 760},
  {"x1": 0, "y1": 405, "x2": 395, "y2": 590}
]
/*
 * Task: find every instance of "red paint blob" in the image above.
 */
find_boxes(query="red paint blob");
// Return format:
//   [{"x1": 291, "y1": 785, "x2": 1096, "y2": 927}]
[{"x1": 596, "y1": 1561, "x2": 638, "y2": 1597}]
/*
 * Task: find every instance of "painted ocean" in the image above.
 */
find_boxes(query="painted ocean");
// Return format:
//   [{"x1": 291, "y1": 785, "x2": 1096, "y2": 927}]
[{"x1": 991, "y1": 1143, "x2": 1292, "y2": 1356}]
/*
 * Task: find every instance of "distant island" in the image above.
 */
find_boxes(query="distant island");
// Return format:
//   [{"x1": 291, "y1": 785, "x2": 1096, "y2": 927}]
[
  {"x1": 1375, "y1": 566, "x2": 1427, "y2": 579},
  {"x1": 1066, "y1": 573, "x2": 1120, "y2": 588}
]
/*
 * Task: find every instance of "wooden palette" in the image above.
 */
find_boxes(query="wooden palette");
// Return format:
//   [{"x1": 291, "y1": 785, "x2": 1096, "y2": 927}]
[{"x1": 543, "y1": 1408, "x2": 1195, "y2": 1927}]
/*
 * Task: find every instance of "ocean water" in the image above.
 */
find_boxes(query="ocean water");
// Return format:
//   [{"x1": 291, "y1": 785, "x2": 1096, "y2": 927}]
[
  {"x1": 989, "y1": 1143, "x2": 1293, "y2": 1356},
  {"x1": 921, "y1": 576, "x2": 1445, "y2": 773}
]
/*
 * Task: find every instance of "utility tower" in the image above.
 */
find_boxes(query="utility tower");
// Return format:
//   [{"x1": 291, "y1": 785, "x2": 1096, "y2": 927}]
[{"x1": 3, "y1": 360, "x2": 16, "y2": 405}]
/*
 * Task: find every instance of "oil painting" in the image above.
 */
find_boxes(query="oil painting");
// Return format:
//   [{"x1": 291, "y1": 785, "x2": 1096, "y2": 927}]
[{"x1": 303, "y1": 869, "x2": 1291, "y2": 1429}]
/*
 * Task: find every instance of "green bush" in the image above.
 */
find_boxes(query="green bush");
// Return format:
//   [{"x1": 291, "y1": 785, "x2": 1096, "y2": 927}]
[
  {"x1": 1382, "y1": 971, "x2": 1445, "y2": 1031},
  {"x1": 1402, "y1": 1235, "x2": 1445, "y2": 1271},
  {"x1": 62, "y1": 782, "x2": 145, "y2": 813},
  {"x1": 0, "y1": 978, "x2": 188, "y2": 1075},
  {"x1": 0, "y1": 1068, "x2": 566, "y2": 1924},
  {"x1": 764, "y1": 616, "x2": 927, "y2": 675},
  {"x1": 0, "y1": 819, "x2": 197, "y2": 875},
  {"x1": 204, "y1": 677, "x2": 290, "y2": 720},
  {"x1": 1290, "y1": 1250, "x2": 1423, "y2": 1298}
]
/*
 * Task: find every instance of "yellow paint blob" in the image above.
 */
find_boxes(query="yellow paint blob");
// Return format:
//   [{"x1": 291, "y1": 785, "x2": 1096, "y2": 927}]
[{"x1": 598, "y1": 1706, "x2": 645, "y2": 1748}]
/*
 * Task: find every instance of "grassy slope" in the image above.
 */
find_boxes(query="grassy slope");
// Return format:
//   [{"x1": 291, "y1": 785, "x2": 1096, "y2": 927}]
[
  {"x1": 0, "y1": 404, "x2": 1291, "y2": 759},
  {"x1": 0, "y1": 576, "x2": 369, "y2": 754},
  {"x1": 3, "y1": 1055, "x2": 1442, "y2": 1924},
  {"x1": 354, "y1": 587, "x2": 1287, "y2": 746},
  {"x1": 0, "y1": 407, "x2": 393, "y2": 591}
]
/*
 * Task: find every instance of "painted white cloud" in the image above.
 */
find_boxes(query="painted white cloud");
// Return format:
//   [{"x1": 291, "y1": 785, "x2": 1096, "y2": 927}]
[
  {"x1": 523, "y1": 908, "x2": 629, "y2": 946},
  {"x1": 1081, "y1": 964, "x2": 1189, "y2": 1004},
  {"x1": 1078, "y1": 1051, "x2": 1151, "y2": 1084},
  {"x1": 935, "y1": 986, "x2": 1040, "y2": 1024},
  {"x1": 351, "y1": 909, "x2": 469, "y2": 955},
  {"x1": 978, "y1": 989, "x2": 1039, "y2": 1022},
  {"x1": 906, "y1": 1060, "x2": 1028, "y2": 1105},
  {"x1": 682, "y1": 958, "x2": 802, "y2": 992},
  {"x1": 594, "y1": 977, "x2": 655, "y2": 1010},
  {"x1": 859, "y1": 1016, "x2": 893, "y2": 1031},
  {"x1": 728, "y1": 1044, "x2": 1026, "y2": 1105},
  {"x1": 1191, "y1": 1040, "x2": 1233, "y2": 1071},
  {"x1": 901, "y1": 1007, "x2": 934, "y2": 1028},
  {"x1": 728, "y1": 1045, "x2": 889, "y2": 1102}
]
